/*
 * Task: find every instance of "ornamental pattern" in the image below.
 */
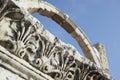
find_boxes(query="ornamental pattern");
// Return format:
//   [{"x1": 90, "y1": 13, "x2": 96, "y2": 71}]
[{"x1": 0, "y1": 0, "x2": 111, "y2": 80}]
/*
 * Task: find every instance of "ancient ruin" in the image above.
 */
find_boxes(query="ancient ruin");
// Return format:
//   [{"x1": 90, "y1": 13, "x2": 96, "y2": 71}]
[{"x1": 0, "y1": 0, "x2": 112, "y2": 80}]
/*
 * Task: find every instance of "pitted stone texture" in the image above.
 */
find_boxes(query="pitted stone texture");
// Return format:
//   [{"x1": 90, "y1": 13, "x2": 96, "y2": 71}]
[
  {"x1": 0, "y1": 0, "x2": 112, "y2": 80},
  {"x1": 11, "y1": 0, "x2": 109, "y2": 71},
  {"x1": 0, "y1": 67, "x2": 25, "y2": 80}
]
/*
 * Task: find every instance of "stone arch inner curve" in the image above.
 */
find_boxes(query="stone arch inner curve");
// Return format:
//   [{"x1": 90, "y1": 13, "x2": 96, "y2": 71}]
[
  {"x1": 0, "y1": 0, "x2": 109, "y2": 74},
  {"x1": 0, "y1": 0, "x2": 112, "y2": 79},
  {"x1": 12, "y1": 0, "x2": 98, "y2": 64}
]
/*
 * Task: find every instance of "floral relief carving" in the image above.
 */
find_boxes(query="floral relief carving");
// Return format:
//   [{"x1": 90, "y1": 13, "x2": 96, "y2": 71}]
[{"x1": 0, "y1": 0, "x2": 111, "y2": 80}]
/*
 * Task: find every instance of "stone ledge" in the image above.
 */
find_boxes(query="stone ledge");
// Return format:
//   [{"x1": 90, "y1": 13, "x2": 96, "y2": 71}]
[{"x1": 0, "y1": 46, "x2": 54, "y2": 80}]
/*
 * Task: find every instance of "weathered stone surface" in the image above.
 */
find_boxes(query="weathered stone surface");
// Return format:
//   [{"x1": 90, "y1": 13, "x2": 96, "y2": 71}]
[
  {"x1": 12, "y1": 0, "x2": 110, "y2": 73},
  {"x1": 0, "y1": 67, "x2": 25, "y2": 80},
  {"x1": 0, "y1": 0, "x2": 112, "y2": 80},
  {"x1": 11, "y1": 0, "x2": 107, "y2": 69}
]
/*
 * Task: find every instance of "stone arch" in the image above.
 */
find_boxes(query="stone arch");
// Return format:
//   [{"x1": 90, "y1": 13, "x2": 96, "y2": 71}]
[
  {"x1": 12, "y1": 0, "x2": 99, "y2": 64},
  {"x1": 0, "y1": 0, "x2": 111, "y2": 79}
]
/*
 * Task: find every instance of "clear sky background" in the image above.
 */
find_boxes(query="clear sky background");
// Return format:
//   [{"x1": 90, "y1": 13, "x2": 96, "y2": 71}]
[{"x1": 33, "y1": 0, "x2": 120, "y2": 79}]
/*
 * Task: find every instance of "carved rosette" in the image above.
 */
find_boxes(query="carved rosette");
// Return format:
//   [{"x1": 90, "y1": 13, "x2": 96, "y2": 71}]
[{"x1": 0, "y1": 0, "x2": 112, "y2": 80}]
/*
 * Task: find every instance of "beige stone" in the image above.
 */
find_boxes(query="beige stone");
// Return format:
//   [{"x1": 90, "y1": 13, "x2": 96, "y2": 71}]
[{"x1": 0, "y1": 0, "x2": 112, "y2": 80}]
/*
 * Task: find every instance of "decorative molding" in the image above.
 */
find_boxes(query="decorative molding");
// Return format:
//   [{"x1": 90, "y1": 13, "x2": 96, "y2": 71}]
[
  {"x1": 11, "y1": 0, "x2": 109, "y2": 71},
  {"x1": 0, "y1": 0, "x2": 112, "y2": 80}
]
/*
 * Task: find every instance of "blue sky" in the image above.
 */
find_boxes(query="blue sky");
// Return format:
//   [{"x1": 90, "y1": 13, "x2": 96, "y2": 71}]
[{"x1": 33, "y1": 0, "x2": 120, "y2": 79}]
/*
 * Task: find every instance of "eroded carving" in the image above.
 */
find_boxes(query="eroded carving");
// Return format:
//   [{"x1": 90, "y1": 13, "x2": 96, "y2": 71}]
[{"x1": 0, "y1": 0, "x2": 112, "y2": 80}]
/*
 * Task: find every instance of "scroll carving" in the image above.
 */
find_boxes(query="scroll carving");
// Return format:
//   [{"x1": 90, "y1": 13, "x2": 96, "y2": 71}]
[{"x1": 0, "y1": 0, "x2": 112, "y2": 80}]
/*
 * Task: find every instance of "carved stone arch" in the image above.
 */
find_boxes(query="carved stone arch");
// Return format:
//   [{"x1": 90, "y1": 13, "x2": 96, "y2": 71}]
[
  {"x1": 12, "y1": 0, "x2": 101, "y2": 65},
  {"x1": 0, "y1": 0, "x2": 112, "y2": 80}
]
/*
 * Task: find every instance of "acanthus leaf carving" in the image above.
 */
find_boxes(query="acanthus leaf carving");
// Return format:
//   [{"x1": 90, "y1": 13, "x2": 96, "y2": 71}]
[{"x1": 0, "y1": 0, "x2": 112, "y2": 80}]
